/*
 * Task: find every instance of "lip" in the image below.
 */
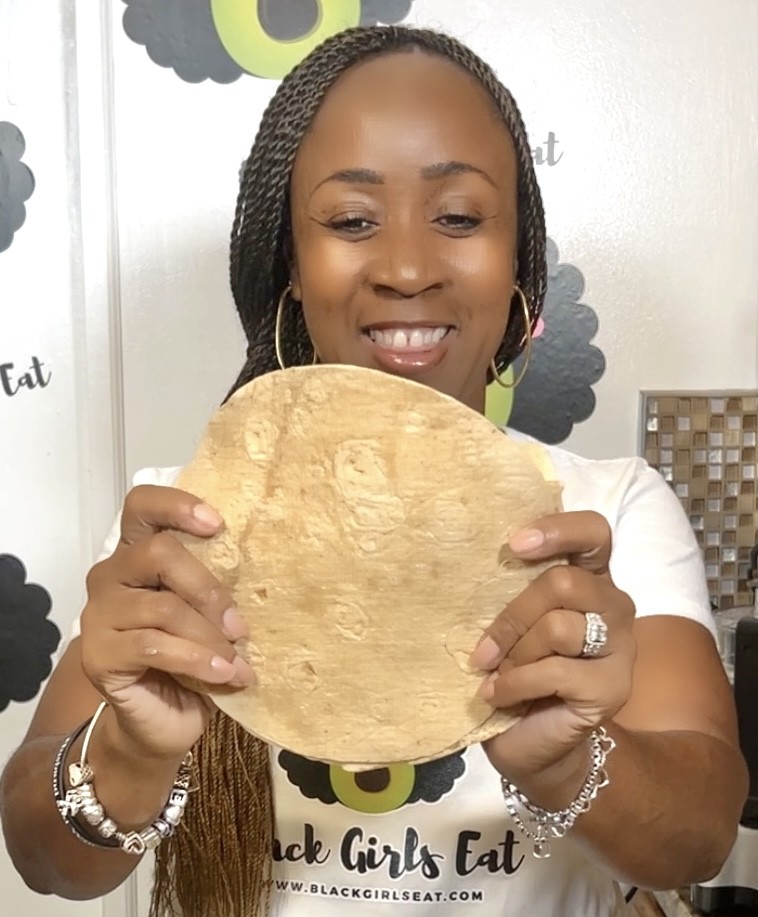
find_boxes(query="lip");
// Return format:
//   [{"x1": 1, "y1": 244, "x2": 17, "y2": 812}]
[{"x1": 361, "y1": 324, "x2": 455, "y2": 375}]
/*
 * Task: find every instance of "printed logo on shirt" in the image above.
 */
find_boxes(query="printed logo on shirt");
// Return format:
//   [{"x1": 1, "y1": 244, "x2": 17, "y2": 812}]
[{"x1": 277, "y1": 748, "x2": 466, "y2": 813}]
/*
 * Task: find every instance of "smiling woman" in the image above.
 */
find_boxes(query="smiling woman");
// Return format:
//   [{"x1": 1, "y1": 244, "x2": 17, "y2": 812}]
[
  {"x1": 288, "y1": 56, "x2": 520, "y2": 408},
  {"x1": 0, "y1": 22, "x2": 747, "y2": 917}
]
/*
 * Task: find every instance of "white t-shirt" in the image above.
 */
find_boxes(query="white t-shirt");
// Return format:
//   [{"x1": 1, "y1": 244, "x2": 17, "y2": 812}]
[{"x1": 78, "y1": 436, "x2": 715, "y2": 916}]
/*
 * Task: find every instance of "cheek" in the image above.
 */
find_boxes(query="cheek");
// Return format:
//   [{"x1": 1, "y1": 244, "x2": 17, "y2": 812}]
[
  {"x1": 293, "y1": 221, "x2": 364, "y2": 305},
  {"x1": 447, "y1": 238, "x2": 515, "y2": 318},
  {"x1": 293, "y1": 233, "x2": 366, "y2": 357}
]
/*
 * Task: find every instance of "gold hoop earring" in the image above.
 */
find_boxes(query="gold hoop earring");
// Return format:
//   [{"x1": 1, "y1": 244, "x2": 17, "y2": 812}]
[
  {"x1": 490, "y1": 285, "x2": 532, "y2": 390},
  {"x1": 274, "y1": 283, "x2": 318, "y2": 371}
]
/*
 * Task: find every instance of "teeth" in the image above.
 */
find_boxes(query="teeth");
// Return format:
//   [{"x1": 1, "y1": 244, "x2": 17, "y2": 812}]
[{"x1": 367, "y1": 327, "x2": 448, "y2": 349}]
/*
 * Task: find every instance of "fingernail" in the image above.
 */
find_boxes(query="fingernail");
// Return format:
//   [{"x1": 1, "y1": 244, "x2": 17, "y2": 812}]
[
  {"x1": 231, "y1": 654, "x2": 254, "y2": 687},
  {"x1": 509, "y1": 528, "x2": 545, "y2": 554},
  {"x1": 469, "y1": 636, "x2": 502, "y2": 670},
  {"x1": 210, "y1": 655, "x2": 236, "y2": 677},
  {"x1": 477, "y1": 672, "x2": 497, "y2": 701},
  {"x1": 193, "y1": 502, "x2": 223, "y2": 529},
  {"x1": 222, "y1": 607, "x2": 248, "y2": 641}
]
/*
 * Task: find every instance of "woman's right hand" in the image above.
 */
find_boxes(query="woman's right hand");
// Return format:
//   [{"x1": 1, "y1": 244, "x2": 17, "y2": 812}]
[{"x1": 79, "y1": 484, "x2": 253, "y2": 762}]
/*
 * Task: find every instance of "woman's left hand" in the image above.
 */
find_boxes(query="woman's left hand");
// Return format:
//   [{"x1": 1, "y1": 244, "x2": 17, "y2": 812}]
[{"x1": 470, "y1": 510, "x2": 637, "y2": 805}]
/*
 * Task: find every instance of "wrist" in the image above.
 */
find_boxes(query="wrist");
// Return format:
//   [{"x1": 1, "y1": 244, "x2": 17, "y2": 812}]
[
  {"x1": 81, "y1": 706, "x2": 188, "y2": 831},
  {"x1": 500, "y1": 726, "x2": 617, "y2": 859},
  {"x1": 97, "y1": 705, "x2": 188, "y2": 775},
  {"x1": 503, "y1": 737, "x2": 592, "y2": 811}
]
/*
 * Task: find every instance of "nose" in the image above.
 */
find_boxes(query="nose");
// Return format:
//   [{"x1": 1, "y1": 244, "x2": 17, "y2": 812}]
[{"x1": 368, "y1": 219, "x2": 445, "y2": 298}]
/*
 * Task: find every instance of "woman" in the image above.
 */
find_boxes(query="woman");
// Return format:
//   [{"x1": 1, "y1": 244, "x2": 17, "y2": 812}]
[{"x1": 0, "y1": 25, "x2": 747, "y2": 917}]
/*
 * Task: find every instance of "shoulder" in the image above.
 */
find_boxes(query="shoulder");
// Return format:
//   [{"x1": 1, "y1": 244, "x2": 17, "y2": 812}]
[
  {"x1": 505, "y1": 429, "x2": 715, "y2": 635},
  {"x1": 131, "y1": 466, "x2": 184, "y2": 488},
  {"x1": 505, "y1": 428, "x2": 658, "y2": 523}
]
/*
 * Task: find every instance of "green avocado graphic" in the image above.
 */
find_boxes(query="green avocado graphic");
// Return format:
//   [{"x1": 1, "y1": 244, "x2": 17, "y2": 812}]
[
  {"x1": 278, "y1": 749, "x2": 467, "y2": 813},
  {"x1": 484, "y1": 365, "x2": 515, "y2": 428},
  {"x1": 329, "y1": 763, "x2": 416, "y2": 814},
  {"x1": 211, "y1": 0, "x2": 362, "y2": 78}
]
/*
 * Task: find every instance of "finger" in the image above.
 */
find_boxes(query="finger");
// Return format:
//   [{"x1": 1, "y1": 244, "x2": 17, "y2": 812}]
[
  {"x1": 110, "y1": 590, "x2": 241, "y2": 665},
  {"x1": 506, "y1": 608, "x2": 595, "y2": 665},
  {"x1": 122, "y1": 629, "x2": 254, "y2": 689},
  {"x1": 470, "y1": 565, "x2": 621, "y2": 669},
  {"x1": 479, "y1": 653, "x2": 631, "y2": 718},
  {"x1": 120, "y1": 484, "x2": 223, "y2": 545},
  {"x1": 90, "y1": 531, "x2": 246, "y2": 642},
  {"x1": 508, "y1": 510, "x2": 613, "y2": 575}
]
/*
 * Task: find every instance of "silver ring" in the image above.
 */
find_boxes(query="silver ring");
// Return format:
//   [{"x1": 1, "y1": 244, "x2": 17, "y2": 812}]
[{"x1": 581, "y1": 612, "x2": 608, "y2": 658}]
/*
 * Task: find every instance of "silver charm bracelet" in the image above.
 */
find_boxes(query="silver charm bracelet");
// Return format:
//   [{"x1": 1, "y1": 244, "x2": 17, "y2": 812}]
[
  {"x1": 501, "y1": 725, "x2": 616, "y2": 858},
  {"x1": 53, "y1": 701, "x2": 195, "y2": 855}
]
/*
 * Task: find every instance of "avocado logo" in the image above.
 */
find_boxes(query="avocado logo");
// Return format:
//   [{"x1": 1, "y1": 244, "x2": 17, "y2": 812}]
[
  {"x1": 278, "y1": 749, "x2": 466, "y2": 814},
  {"x1": 122, "y1": 0, "x2": 415, "y2": 83}
]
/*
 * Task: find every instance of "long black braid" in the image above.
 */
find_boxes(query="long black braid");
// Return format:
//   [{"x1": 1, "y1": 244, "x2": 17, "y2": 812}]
[{"x1": 226, "y1": 24, "x2": 546, "y2": 399}]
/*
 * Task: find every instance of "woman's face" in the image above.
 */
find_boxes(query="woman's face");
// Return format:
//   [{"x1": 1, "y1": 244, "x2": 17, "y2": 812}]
[{"x1": 289, "y1": 50, "x2": 519, "y2": 413}]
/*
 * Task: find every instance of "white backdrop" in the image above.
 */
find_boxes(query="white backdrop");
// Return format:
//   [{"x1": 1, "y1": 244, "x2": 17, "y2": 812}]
[{"x1": 1, "y1": 1, "x2": 756, "y2": 915}]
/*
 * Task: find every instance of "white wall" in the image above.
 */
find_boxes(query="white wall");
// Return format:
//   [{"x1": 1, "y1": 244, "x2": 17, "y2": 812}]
[
  {"x1": 0, "y1": 0, "x2": 116, "y2": 913},
  {"x1": 110, "y1": 0, "x2": 758, "y2": 469},
  {"x1": 1, "y1": 1, "x2": 756, "y2": 915}
]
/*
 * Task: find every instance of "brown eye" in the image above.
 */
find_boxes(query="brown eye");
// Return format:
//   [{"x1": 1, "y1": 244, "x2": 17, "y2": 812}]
[
  {"x1": 326, "y1": 215, "x2": 377, "y2": 236},
  {"x1": 434, "y1": 213, "x2": 482, "y2": 232}
]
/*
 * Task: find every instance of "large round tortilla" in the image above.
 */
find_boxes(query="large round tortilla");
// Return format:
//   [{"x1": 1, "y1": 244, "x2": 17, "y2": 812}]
[{"x1": 175, "y1": 365, "x2": 562, "y2": 767}]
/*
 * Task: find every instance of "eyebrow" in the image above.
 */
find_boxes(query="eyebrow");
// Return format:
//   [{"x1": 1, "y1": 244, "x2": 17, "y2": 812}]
[{"x1": 312, "y1": 160, "x2": 497, "y2": 193}]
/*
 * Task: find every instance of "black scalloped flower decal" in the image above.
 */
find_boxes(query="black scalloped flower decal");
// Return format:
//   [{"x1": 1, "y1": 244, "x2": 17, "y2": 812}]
[
  {"x1": 0, "y1": 555, "x2": 60, "y2": 712},
  {"x1": 121, "y1": 0, "x2": 415, "y2": 82},
  {"x1": 508, "y1": 238, "x2": 605, "y2": 443},
  {"x1": 0, "y1": 122, "x2": 35, "y2": 254}
]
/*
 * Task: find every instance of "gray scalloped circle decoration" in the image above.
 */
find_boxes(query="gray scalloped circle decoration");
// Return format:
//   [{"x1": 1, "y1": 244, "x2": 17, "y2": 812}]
[
  {"x1": 0, "y1": 554, "x2": 60, "y2": 712},
  {"x1": 508, "y1": 238, "x2": 606, "y2": 444},
  {"x1": 360, "y1": 0, "x2": 414, "y2": 24},
  {"x1": 122, "y1": 0, "x2": 244, "y2": 84},
  {"x1": 0, "y1": 122, "x2": 35, "y2": 254},
  {"x1": 121, "y1": 0, "x2": 415, "y2": 83}
]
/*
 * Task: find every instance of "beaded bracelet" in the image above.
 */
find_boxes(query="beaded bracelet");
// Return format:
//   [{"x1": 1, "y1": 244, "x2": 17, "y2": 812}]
[
  {"x1": 501, "y1": 725, "x2": 616, "y2": 859},
  {"x1": 53, "y1": 701, "x2": 196, "y2": 855}
]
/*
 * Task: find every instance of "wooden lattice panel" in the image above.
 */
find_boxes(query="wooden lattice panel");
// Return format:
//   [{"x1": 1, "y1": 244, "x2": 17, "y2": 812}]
[{"x1": 640, "y1": 392, "x2": 758, "y2": 609}]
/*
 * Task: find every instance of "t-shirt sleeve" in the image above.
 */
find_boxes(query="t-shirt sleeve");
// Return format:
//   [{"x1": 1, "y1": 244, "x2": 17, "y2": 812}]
[
  {"x1": 608, "y1": 460, "x2": 716, "y2": 638},
  {"x1": 68, "y1": 466, "x2": 183, "y2": 640}
]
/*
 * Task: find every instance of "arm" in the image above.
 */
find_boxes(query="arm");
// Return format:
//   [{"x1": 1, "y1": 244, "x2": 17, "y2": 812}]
[
  {"x1": 0, "y1": 640, "x2": 183, "y2": 898},
  {"x1": 0, "y1": 485, "x2": 252, "y2": 900},
  {"x1": 511, "y1": 615, "x2": 747, "y2": 888},
  {"x1": 474, "y1": 511, "x2": 747, "y2": 890}
]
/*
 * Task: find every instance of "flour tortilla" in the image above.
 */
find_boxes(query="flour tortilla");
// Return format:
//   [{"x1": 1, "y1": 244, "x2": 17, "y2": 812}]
[{"x1": 175, "y1": 365, "x2": 562, "y2": 768}]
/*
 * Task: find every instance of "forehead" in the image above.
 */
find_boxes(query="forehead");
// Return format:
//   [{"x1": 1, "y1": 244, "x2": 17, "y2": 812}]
[{"x1": 292, "y1": 50, "x2": 517, "y2": 186}]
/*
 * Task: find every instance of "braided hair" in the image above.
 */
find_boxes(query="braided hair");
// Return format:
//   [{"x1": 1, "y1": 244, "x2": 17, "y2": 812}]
[{"x1": 151, "y1": 25, "x2": 546, "y2": 917}]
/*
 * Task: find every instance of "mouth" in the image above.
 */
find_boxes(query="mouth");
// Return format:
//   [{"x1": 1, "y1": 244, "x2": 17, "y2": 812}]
[{"x1": 361, "y1": 323, "x2": 455, "y2": 374}]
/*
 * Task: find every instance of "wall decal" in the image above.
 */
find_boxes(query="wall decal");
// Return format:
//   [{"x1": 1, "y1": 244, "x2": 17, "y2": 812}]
[
  {"x1": 0, "y1": 355, "x2": 51, "y2": 398},
  {"x1": 485, "y1": 238, "x2": 606, "y2": 443},
  {"x1": 0, "y1": 555, "x2": 61, "y2": 712},
  {"x1": 278, "y1": 747, "x2": 466, "y2": 814},
  {"x1": 122, "y1": 0, "x2": 414, "y2": 82},
  {"x1": 0, "y1": 122, "x2": 35, "y2": 253}
]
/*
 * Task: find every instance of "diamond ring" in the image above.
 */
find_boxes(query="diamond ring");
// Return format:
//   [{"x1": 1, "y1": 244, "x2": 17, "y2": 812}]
[{"x1": 581, "y1": 612, "x2": 608, "y2": 658}]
